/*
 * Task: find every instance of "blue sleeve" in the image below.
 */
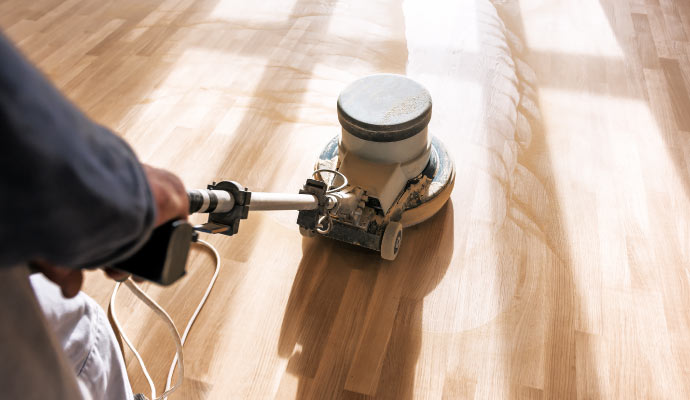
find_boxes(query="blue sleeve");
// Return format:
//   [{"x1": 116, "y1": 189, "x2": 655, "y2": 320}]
[{"x1": 0, "y1": 33, "x2": 156, "y2": 269}]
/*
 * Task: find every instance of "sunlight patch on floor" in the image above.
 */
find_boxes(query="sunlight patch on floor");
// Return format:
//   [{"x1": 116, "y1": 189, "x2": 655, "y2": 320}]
[{"x1": 519, "y1": 0, "x2": 624, "y2": 58}]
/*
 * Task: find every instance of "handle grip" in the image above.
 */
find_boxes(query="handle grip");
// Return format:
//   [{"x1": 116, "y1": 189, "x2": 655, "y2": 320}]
[{"x1": 111, "y1": 220, "x2": 196, "y2": 285}]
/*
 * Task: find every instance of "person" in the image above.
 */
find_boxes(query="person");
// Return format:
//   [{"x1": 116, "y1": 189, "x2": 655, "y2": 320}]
[{"x1": 0, "y1": 31, "x2": 189, "y2": 400}]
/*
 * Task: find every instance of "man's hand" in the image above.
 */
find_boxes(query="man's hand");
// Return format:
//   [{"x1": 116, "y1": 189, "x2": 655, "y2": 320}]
[
  {"x1": 104, "y1": 164, "x2": 189, "y2": 282},
  {"x1": 36, "y1": 164, "x2": 189, "y2": 295},
  {"x1": 30, "y1": 260, "x2": 84, "y2": 298},
  {"x1": 143, "y1": 164, "x2": 189, "y2": 226}
]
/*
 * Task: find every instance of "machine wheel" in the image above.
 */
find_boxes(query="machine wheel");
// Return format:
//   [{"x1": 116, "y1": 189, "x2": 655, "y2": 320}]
[
  {"x1": 381, "y1": 221, "x2": 403, "y2": 260},
  {"x1": 299, "y1": 226, "x2": 316, "y2": 238}
]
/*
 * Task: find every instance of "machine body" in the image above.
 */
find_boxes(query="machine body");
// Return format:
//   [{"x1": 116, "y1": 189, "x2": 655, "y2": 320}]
[{"x1": 308, "y1": 74, "x2": 455, "y2": 259}]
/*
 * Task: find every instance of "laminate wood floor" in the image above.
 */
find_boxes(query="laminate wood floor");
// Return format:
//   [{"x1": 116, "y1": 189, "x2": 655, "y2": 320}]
[{"x1": 2, "y1": 0, "x2": 690, "y2": 398}]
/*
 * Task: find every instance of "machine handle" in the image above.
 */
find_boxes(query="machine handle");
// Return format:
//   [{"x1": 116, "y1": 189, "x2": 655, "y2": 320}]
[
  {"x1": 111, "y1": 183, "x2": 327, "y2": 285},
  {"x1": 188, "y1": 188, "x2": 320, "y2": 213},
  {"x1": 188, "y1": 189, "x2": 235, "y2": 214},
  {"x1": 111, "y1": 219, "x2": 196, "y2": 286}
]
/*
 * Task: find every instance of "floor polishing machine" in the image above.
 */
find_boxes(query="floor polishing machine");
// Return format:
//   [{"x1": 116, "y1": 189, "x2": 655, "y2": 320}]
[{"x1": 114, "y1": 74, "x2": 455, "y2": 285}]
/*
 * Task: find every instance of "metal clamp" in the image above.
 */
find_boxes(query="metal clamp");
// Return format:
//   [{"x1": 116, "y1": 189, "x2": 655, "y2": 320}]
[
  {"x1": 296, "y1": 179, "x2": 329, "y2": 234},
  {"x1": 196, "y1": 181, "x2": 251, "y2": 236}
]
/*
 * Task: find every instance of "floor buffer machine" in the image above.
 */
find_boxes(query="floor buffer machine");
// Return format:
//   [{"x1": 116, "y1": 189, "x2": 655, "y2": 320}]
[{"x1": 115, "y1": 73, "x2": 455, "y2": 285}]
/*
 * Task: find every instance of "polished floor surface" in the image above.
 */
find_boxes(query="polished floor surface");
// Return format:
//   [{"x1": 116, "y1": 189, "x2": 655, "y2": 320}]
[{"x1": 2, "y1": 0, "x2": 690, "y2": 398}]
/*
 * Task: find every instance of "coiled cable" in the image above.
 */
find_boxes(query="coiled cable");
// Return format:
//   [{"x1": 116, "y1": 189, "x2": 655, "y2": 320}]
[{"x1": 109, "y1": 238, "x2": 220, "y2": 400}]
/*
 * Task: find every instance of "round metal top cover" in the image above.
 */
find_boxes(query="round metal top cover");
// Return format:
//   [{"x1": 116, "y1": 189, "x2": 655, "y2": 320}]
[{"x1": 337, "y1": 74, "x2": 432, "y2": 142}]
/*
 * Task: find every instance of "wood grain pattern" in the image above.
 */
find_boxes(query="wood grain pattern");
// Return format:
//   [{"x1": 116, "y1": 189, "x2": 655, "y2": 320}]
[{"x1": 3, "y1": 0, "x2": 690, "y2": 398}]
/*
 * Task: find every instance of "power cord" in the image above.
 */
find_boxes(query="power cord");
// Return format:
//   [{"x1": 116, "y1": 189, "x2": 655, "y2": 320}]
[{"x1": 110, "y1": 238, "x2": 220, "y2": 400}]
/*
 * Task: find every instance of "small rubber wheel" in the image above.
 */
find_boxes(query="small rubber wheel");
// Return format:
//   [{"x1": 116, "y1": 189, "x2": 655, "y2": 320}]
[
  {"x1": 381, "y1": 221, "x2": 403, "y2": 261},
  {"x1": 299, "y1": 227, "x2": 316, "y2": 238}
]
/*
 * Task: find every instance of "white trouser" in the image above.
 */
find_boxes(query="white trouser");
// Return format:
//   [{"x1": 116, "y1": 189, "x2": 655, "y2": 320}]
[{"x1": 30, "y1": 274, "x2": 134, "y2": 400}]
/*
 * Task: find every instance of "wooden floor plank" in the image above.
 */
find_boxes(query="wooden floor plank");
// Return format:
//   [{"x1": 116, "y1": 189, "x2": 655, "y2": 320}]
[{"x1": 3, "y1": 0, "x2": 690, "y2": 398}]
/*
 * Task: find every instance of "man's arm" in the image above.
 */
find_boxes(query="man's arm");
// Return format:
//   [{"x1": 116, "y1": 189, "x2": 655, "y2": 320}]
[{"x1": 0, "y1": 32, "x2": 157, "y2": 269}]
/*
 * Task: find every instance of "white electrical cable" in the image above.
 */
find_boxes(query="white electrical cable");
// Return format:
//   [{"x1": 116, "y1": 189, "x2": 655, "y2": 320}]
[
  {"x1": 110, "y1": 282, "x2": 158, "y2": 398},
  {"x1": 164, "y1": 239, "x2": 220, "y2": 394},
  {"x1": 120, "y1": 279, "x2": 184, "y2": 399},
  {"x1": 109, "y1": 239, "x2": 220, "y2": 400},
  {"x1": 312, "y1": 168, "x2": 348, "y2": 193}
]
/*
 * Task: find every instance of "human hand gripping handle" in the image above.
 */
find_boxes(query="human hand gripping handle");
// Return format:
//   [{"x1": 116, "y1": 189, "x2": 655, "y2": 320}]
[
  {"x1": 108, "y1": 165, "x2": 194, "y2": 285},
  {"x1": 143, "y1": 164, "x2": 190, "y2": 227},
  {"x1": 33, "y1": 165, "x2": 193, "y2": 297}
]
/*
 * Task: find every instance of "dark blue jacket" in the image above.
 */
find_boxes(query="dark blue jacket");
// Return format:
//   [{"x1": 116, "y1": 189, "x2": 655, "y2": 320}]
[{"x1": 0, "y1": 33, "x2": 155, "y2": 268}]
